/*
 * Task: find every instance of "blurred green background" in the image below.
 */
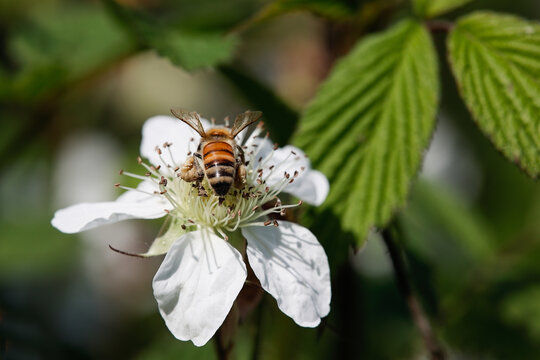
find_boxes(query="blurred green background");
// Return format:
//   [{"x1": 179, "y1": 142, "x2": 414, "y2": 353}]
[{"x1": 1, "y1": 0, "x2": 540, "y2": 359}]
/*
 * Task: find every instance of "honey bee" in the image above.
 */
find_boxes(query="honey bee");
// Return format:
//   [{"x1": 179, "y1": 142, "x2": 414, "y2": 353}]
[{"x1": 171, "y1": 109, "x2": 263, "y2": 200}]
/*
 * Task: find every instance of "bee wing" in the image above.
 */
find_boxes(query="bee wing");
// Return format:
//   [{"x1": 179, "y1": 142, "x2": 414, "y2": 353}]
[
  {"x1": 170, "y1": 108, "x2": 206, "y2": 137},
  {"x1": 231, "y1": 110, "x2": 262, "y2": 137}
]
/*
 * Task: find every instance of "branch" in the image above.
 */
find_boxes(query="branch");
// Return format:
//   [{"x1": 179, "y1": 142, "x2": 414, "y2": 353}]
[
  {"x1": 425, "y1": 19, "x2": 454, "y2": 33},
  {"x1": 382, "y1": 227, "x2": 446, "y2": 360},
  {"x1": 213, "y1": 329, "x2": 232, "y2": 360},
  {"x1": 250, "y1": 296, "x2": 264, "y2": 360},
  {"x1": 213, "y1": 304, "x2": 238, "y2": 360}
]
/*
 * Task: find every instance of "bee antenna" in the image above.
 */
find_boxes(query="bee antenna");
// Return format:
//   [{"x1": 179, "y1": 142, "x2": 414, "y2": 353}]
[{"x1": 224, "y1": 116, "x2": 230, "y2": 128}]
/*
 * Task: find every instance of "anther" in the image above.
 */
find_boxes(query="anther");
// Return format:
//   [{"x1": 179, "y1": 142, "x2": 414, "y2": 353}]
[
  {"x1": 160, "y1": 190, "x2": 167, "y2": 195},
  {"x1": 294, "y1": 170, "x2": 299, "y2": 177},
  {"x1": 119, "y1": 169, "x2": 124, "y2": 175},
  {"x1": 174, "y1": 167, "x2": 179, "y2": 172},
  {"x1": 237, "y1": 210, "x2": 242, "y2": 217},
  {"x1": 114, "y1": 183, "x2": 120, "y2": 187},
  {"x1": 291, "y1": 150, "x2": 297, "y2": 155},
  {"x1": 289, "y1": 179, "x2": 294, "y2": 183},
  {"x1": 190, "y1": 137, "x2": 194, "y2": 142},
  {"x1": 187, "y1": 151, "x2": 192, "y2": 156},
  {"x1": 284, "y1": 172, "x2": 290, "y2": 179},
  {"x1": 298, "y1": 200, "x2": 303, "y2": 205},
  {"x1": 252, "y1": 205, "x2": 259, "y2": 211},
  {"x1": 264, "y1": 220, "x2": 272, "y2": 226},
  {"x1": 155, "y1": 146, "x2": 162, "y2": 155},
  {"x1": 265, "y1": 186, "x2": 270, "y2": 192},
  {"x1": 164, "y1": 209, "x2": 170, "y2": 214},
  {"x1": 188, "y1": 219, "x2": 195, "y2": 224},
  {"x1": 137, "y1": 156, "x2": 142, "y2": 164},
  {"x1": 256, "y1": 179, "x2": 262, "y2": 185},
  {"x1": 145, "y1": 172, "x2": 151, "y2": 176},
  {"x1": 156, "y1": 165, "x2": 161, "y2": 170},
  {"x1": 159, "y1": 176, "x2": 167, "y2": 186},
  {"x1": 273, "y1": 220, "x2": 279, "y2": 227},
  {"x1": 258, "y1": 156, "x2": 262, "y2": 163},
  {"x1": 273, "y1": 143, "x2": 279, "y2": 150},
  {"x1": 181, "y1": 224, "x2": 187, "y2": 230},
  {"x1": 269, "y1": 165, "x2": 275, "y2": 170}
]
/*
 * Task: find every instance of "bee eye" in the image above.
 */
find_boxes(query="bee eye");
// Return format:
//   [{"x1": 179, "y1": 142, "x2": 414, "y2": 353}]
[{"x1": 197, "y1": 144, "x2": 201, "y2": 151}]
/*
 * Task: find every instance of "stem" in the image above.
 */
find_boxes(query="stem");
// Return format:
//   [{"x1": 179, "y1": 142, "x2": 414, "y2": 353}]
[
  {"x1": 213, "y1": 328, "x2": 232, "y2": 360},
  {"x1": 382, "y1": 227, "x2": 446, "y2": 360},
  {"x1": 425, "y1": 19, "x2": 454, "y2": 33},
  {"x1": 213, "y1": 304, "x2": 238, "y2": 360},
  {"x1": 250, "y1": 296, "x2": 264, "y2": 360}
]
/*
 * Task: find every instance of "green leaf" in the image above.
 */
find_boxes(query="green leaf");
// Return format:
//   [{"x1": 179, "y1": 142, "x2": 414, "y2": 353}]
[
  {"x1": 6, "y1": 3, "x2": 134, "y2": 102},
  {"x1": 399, "y1": 180, "x2": 493, "y2": 279},
  {"x1": 448, "y1": 11, "x2": 540, "y2": 178},
  {"x1": 294, "y1": 19, "x2": 439, "y2": 245},
  {"x1": 502, "y1": 285, "x2": 540, "y2": 341},
  {"x1": 105, "y1": 0, "x2": 237, "y2": 71},
  {"x1": 414, "y1": 0, "x2": 472, "y2": 18},
  {"x1": 218, "y1": 64, "x2": 299, "y2": 145}
]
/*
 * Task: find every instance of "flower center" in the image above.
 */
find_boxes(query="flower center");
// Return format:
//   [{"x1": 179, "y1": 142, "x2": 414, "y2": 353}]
[{"x1": 116, "y1": 132, "x2": 304, "y2": 240}]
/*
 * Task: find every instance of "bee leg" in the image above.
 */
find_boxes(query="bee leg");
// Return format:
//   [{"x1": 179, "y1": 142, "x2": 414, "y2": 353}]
[
  {"x1": 234, "y1": 145, "x2": 247, "y2": 189},
  {"x1": 234, "y1": 163, "x2": 247, "y2": 189},
  {"x1": 197, "y1": 183, "x2": 208, "y2": 197},
  {"x1": 179, "y1": 155, "x2": 204, "y2": 183}
]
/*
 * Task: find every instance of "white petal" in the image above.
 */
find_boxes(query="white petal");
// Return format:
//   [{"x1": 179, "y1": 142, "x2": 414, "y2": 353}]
[
  {"x1": 140, "y1": 115, "x2": 210, "y2": 167},
  {"x1": 51, "y1": 181, "x2": 171, "y2": 234},
  {"x1": 250, "y1": 142, "x2": 329, "y2": 205},
  {"x1": 285, "y1": 170, "x2": 329, "y2": 206},
  {"x1": 116, "y1": 179, "x2": 159, "y2": 202},
  {"x1": 242, "y1": 221, "x2": 331, "y2": 327},
  {"x1": 153, "y1": 230, "x2": 247, "y2": 346}
]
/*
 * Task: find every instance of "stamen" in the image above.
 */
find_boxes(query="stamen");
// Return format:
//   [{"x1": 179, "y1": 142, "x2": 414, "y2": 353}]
[{"x1": 121, "y1": 170, "x2": 153, "y2": 182}]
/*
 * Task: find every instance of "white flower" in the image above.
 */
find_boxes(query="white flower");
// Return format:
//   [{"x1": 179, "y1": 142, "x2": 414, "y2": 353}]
[{"x1": 52, "y1": 115, "x2": 331, "y2": 346}]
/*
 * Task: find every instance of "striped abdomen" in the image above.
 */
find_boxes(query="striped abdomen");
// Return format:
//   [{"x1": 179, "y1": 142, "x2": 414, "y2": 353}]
[{"x1": 202, "y1": 140, "x2": 236, "y2": 197}]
